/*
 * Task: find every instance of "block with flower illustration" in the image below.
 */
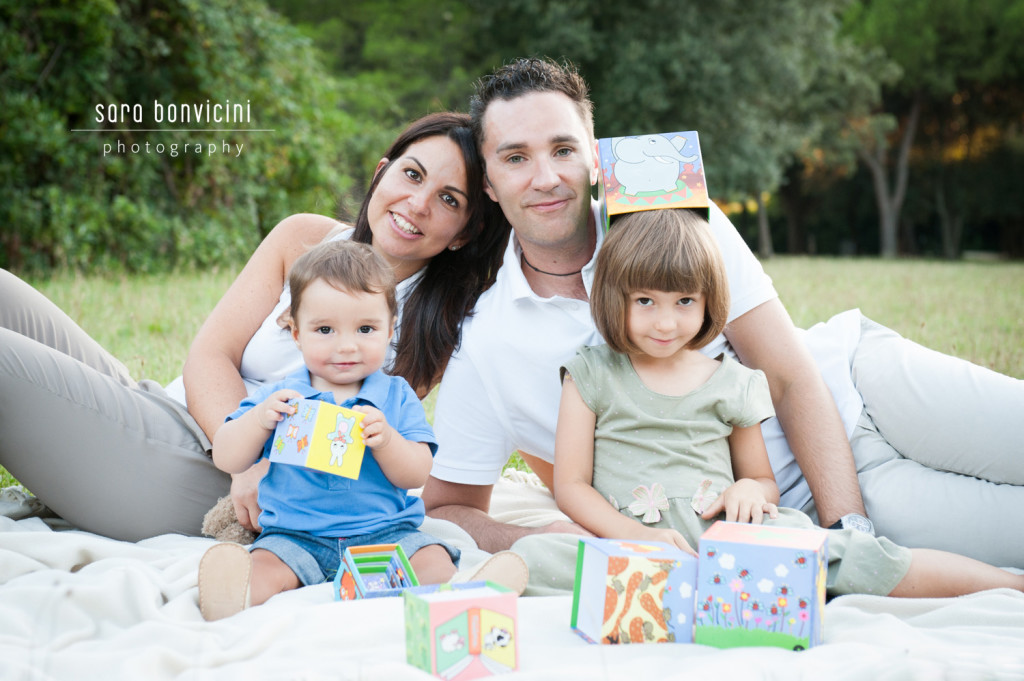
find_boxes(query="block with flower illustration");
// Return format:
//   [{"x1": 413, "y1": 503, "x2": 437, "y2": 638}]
[
  {"x1": 695, "y1": 521, "x2": 828, "y2": 651},
  {"x1": 571, "y1": 537, "x2": 697, "y2": 645},
  {"x1": 270, "y1": 398, "x2": 365, "y2": 478}
]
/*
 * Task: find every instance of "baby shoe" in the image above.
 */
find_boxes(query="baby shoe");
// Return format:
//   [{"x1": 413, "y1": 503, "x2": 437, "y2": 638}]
[
  {"x1": 460, "y1": 550, "x2": 530, "y2": 595},
  {"x1": 199, "y1": 542, "x2": 253, "y2": 621}
]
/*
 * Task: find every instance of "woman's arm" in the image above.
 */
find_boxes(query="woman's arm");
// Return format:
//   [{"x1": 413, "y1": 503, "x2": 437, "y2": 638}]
[
  {"x1": 700, "y1": 424, "x2": 780, "y2": 524},
  {"x1": 184, "y1": 213, "x2": 338, "y2": 530},
  {"x1": 183, "y1": 214, "x2": 338, "y2": 441},
  {"x1": 553, "y1": 374, "x2": 695, "y2": 554}
]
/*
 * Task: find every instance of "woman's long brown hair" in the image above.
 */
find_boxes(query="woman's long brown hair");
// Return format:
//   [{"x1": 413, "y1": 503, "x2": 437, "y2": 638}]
[{"x1": 349, "y1": 112, "x2": 510, "y2": 395}]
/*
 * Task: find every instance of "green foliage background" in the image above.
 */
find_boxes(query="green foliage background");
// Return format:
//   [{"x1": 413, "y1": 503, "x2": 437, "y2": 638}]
[
  {"x1": 2, "y1": 0, "x2": 1023, "y2": 273},
  {"x1": 2, "y1": 0, "x2": 359, "y2": 272}
]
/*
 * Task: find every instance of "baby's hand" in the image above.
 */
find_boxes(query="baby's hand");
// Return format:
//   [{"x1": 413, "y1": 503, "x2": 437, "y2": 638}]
[
  {"x1": 255, "y1": 389, "x2": 302, "y2": 431},
  {"x1": 642, "y1": 527, "x2": 697, "y2": 557},
  {"x1": 352, "y1": 405, "x2": 394, "y2": 450},
  {"x1": 700, "y1": 479, "x2": 778, "y2": 525}
]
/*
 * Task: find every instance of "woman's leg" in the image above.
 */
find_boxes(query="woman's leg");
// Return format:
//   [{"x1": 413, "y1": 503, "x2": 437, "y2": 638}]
[
  {"x1": 0, "y1": 269, "x2": 134, "y2": 384},
  {"x1": 0, "y1": 328, "x2": 229, "y2": 541}
]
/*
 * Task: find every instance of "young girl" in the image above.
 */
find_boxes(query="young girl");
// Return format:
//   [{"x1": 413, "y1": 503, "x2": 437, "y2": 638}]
[
  {"x1": 199, "y1": 239, "x2": 459, "y2": 620},
  {"x1": 553, "y1": 208, "x2": 1024, "y2": 599}
]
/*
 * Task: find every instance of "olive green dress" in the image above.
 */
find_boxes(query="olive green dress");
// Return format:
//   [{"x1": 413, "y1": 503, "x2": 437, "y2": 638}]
[{"x1": 512, "y1": 345, "x2": 911, "y2": 597}]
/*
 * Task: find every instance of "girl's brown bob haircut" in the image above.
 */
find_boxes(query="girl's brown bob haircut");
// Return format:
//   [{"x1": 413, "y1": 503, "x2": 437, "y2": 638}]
[
  {"x1": 591, "y1": 208, "x2": 730, "y2": 355},
  {"x1": 286, "y1": 239, "x2": 398, "y2": 326}
]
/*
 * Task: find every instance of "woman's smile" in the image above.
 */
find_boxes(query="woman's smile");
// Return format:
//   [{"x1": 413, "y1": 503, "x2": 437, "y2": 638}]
[{"x1": 390, "y1": 211, "x2": 422, "y2": 237}]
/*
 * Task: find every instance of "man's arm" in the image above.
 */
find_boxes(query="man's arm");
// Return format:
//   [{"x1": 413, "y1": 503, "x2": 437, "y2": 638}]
[
  {"x1": 421, "y1": 476, "x2": 588, "y2": 553},
  {"x1": 725, "y1": 298, "x2": 866, "y2": 527}
]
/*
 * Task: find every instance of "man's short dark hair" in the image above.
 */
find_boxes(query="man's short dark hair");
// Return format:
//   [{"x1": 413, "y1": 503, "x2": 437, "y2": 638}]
[{"x1": 469, "y1": 57, "x2": 594, "y2": 148}]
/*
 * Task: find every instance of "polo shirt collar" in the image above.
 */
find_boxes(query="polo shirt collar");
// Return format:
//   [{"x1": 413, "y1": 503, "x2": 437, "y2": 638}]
[{"x1": 283, "y1": 366, "x2": 389, "y2": 410}]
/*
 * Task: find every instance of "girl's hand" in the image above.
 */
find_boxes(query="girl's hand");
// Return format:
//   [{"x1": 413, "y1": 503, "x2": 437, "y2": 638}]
[
  {"x1": 352, "y1": 405, "x2": 394, "y2": 450},
  {"x1": 254, "y1": 389, "x2": 302, "y2": 431},
  {"x1": 700, "y1": 478, "x2": 778, "y2": 525},
  {"x1": 641, "y1": 526, "x2": 698, "y2": 557}
]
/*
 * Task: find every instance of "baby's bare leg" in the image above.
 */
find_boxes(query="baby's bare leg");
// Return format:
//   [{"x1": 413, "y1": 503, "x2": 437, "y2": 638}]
[
  {"x1": 889, "y1": 548, "x2": 1024, "y2": 598},
  {"x1": 409, "y1": 544, "x2": 457, "y2": 585},
  {"x1": 250, "y1": 548, "x2": 302, "y2": 606}
]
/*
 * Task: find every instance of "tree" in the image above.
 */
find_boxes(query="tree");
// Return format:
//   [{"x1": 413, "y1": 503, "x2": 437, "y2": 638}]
[
  {"x1": 843, "y1": 0, "x2": 1024, "y2": 257},
  {"x1": 0, "y1": 0, "x2": 356, "y2": 272},
  {"x1": 266, "y1": 0, "x2": 480, "y2": 198},
  {"x1": 465, "y1": 0, "x2": 894, "y2": 257}
]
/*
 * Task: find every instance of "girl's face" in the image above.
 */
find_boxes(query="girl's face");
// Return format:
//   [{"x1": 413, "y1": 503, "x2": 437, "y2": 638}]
[
  {"x1": 291, "y1": 279, "x2": 395, "y2": 395},
  {"x1": 366, "y1": 136, "x2": 472, "y2": 281},
  {"x1": 626, "y1": 289, "x2": 706, "y2": 360}
]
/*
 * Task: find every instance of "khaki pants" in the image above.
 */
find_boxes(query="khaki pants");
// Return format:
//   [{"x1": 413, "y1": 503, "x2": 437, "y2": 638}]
[
  {"x1": 846, "y1": 315, "x2": 1024, "y2": 568},
  {"x1": 0, "y1": 269, "x2": 230, "y2": 541}
]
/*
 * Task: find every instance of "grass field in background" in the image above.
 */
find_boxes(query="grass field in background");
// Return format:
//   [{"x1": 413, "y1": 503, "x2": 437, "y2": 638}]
[
  {"x1": 765, "y1": 257, "x2": 1023, "y2": 379},
  {"x1": 2, "y1": 257, "x2": 1022, "y2": 490}
]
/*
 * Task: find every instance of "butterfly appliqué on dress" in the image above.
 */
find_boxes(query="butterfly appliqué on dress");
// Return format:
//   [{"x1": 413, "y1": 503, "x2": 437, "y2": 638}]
[
  {"x1": 690, "y1": 478, "x2": 718, "y2": 514},
  {"x1": 628, "y1": 483, "x2": 670, "y2": 523}
]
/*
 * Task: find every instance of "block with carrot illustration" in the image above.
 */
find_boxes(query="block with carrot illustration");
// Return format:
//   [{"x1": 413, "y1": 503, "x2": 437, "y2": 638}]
[
  {"x1": 695, "y1": 521, "x2": 828, "y2": 650},
  {"x1": 570, "y1": 537, "x2": 697, "y2": 644}
]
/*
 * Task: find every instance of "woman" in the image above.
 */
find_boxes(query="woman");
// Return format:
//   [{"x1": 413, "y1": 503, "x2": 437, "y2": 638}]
[{"x1": 0, "y1": 112, "x2": 508, "y2": 542}]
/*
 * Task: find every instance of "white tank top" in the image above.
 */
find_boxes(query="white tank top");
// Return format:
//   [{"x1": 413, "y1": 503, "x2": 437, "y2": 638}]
[{"x1": 164, "y1": 228, "x2": 424, "y2": 406}]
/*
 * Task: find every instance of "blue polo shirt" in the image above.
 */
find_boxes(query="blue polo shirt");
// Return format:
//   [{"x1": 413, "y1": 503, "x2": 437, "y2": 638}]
[{"x1": 226, "y1": 367, "x2": 437, "y2": 537}]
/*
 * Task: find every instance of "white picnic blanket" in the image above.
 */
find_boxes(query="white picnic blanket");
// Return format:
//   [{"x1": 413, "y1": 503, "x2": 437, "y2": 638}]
[{"x1": 2, "y1": 475, "x2": 1024, "y2": 680}]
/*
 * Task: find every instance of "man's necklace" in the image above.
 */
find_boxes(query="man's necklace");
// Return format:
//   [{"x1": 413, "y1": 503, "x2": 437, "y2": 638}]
[{"x1": 521, "y1": 252, "x2": 583, "y2": 277}]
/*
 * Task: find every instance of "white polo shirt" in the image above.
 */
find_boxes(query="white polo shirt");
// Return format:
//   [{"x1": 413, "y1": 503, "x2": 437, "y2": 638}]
[{"x1": 430, "y1": 200, "x2": 834, "y2": 500}]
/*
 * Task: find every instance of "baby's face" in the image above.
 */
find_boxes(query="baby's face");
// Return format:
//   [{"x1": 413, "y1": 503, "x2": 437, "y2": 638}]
[{"x1": 291, "y1": 279, "x2": 395, "y2": 394}]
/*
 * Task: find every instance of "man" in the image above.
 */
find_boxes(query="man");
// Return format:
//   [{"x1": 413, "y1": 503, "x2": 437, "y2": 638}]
[{"x1": 422, "y1": 57, "x2": 1024, "y2": 568}]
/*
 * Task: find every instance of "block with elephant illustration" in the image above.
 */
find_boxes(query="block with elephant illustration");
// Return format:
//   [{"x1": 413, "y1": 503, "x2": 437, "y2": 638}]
[
  {"x1": 571, "y1": 537, "x2": 697, "y2": 644},
  {"x1": 269, "y1": 398, "x2": 365, "y2": 478},
  {"x1": 597, "y1": 130, "x2": 709, "y2": 229}
]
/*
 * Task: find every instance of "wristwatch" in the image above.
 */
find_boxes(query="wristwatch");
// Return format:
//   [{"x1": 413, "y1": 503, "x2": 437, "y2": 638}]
[{"x1": 829, "y1": 513, "x2": 875, "y2": 536}]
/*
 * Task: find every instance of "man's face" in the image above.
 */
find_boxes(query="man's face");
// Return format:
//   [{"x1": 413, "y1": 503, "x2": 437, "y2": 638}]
[{"x1": 479, "y1": 91, "x2": 599, "y2": 249}]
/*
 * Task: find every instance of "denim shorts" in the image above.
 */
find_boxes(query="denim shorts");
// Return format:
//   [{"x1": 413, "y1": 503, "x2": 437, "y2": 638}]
[{"x1": 250, "y1": 523, "x2": 461, "y2": 587}]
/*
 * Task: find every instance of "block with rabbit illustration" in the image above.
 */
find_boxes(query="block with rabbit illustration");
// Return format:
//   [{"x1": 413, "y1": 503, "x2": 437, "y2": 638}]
[
  {"x1": 571, "y1": 537, "x2": 698, "y2": 644},
  {"x1": 596, "y1": 130, "x2": 710, "y2": 230},
  {"x1": 404, "y1": 583, "x2": 518, "y2": 680},
  {"x1": 269, "y1": 398, "x2": 365, "y2": 478},
  {"x1": 695, "y1": 521, "x2": 828, "y2": 650}
]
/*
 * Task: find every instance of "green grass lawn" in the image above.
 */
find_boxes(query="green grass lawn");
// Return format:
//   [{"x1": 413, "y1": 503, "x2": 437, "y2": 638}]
[
  {"x1": 764, "y1": 257, "x2": 1023, "y2": 378},
  {"x1": 2, "y1": 257, "x2": 1021, "y2": 490}
]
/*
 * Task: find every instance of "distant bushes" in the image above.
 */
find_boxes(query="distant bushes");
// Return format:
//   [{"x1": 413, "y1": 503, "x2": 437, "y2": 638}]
[{"x1": 1, "y1": 0, "x2": 365, "y2": 273}]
